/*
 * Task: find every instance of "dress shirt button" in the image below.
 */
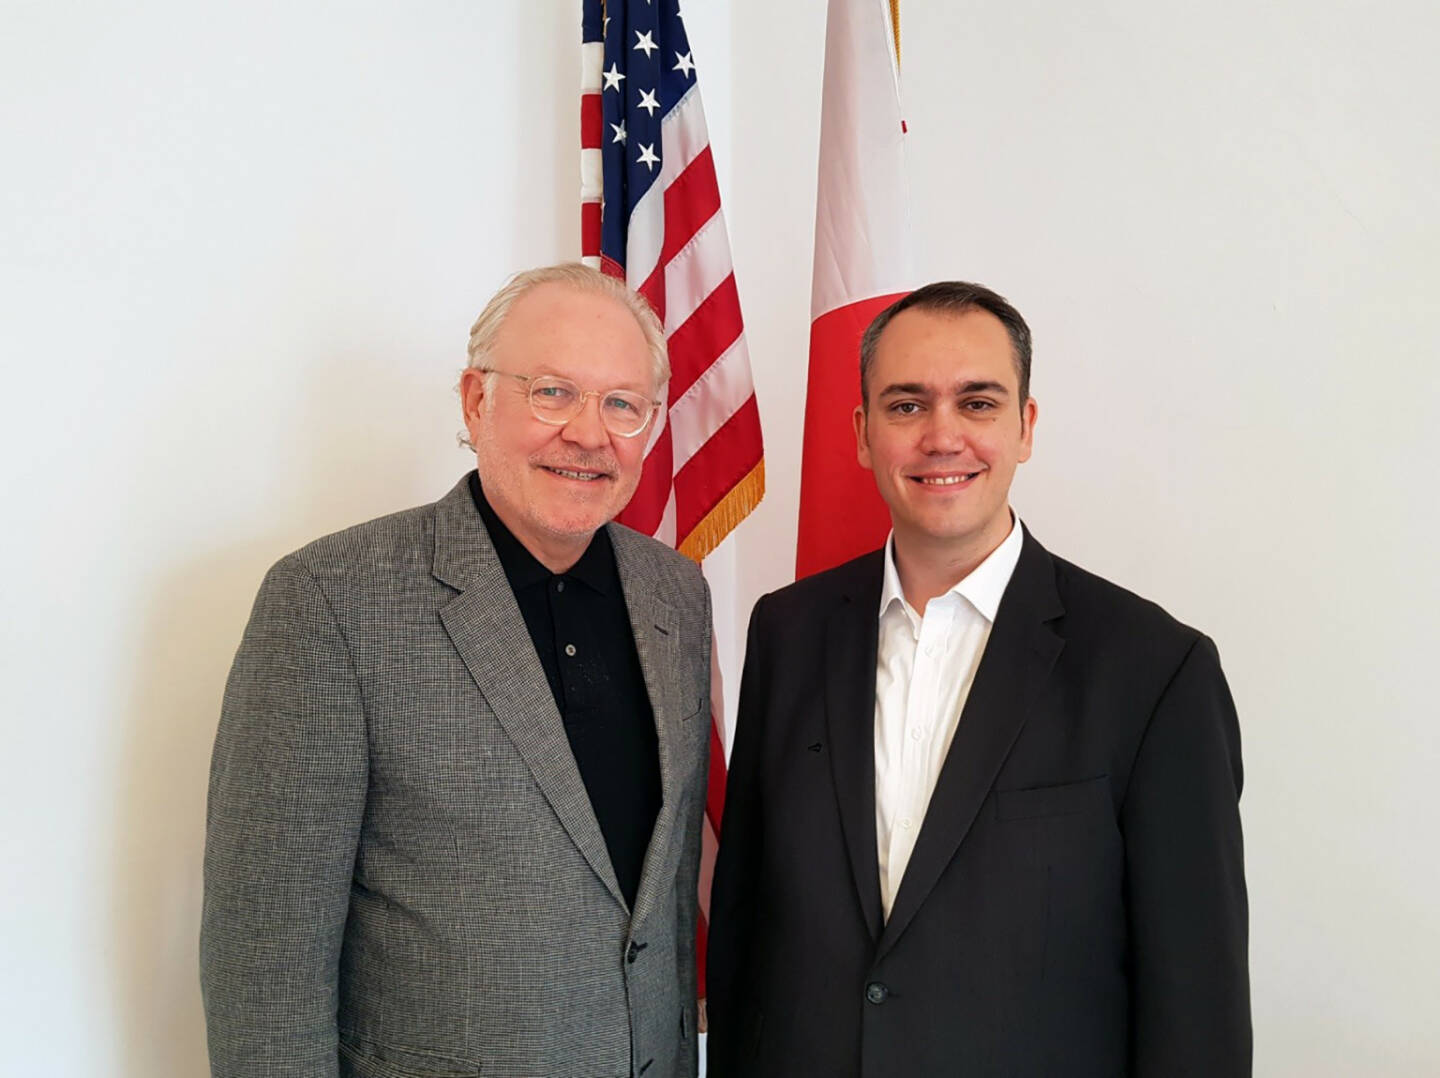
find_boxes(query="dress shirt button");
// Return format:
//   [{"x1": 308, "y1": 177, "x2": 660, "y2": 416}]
[
  {"x1": 865, "y1": 981, "x2": 889, "y2": 1004},
  {"x1": 923, "y1": 643, "x2": 939, "y2": 658},
  {"x1": 564, "y1": 643, "x2": 577, "y2": 657},
  {"x1": 909, "y1": 726, "x2": 923, "y2": 742},
  {"x1": 899, "y1": 817, "x2": 913, "y2": 831},
  {"x1": 555, "y1": 579, "x2": 565, "y2": 593}
]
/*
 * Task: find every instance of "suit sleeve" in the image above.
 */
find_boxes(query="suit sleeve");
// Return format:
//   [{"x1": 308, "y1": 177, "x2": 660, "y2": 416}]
[
  {"x1": 1122, "y1": 633, "x2": 1251, "y2": 1077},
  {"x1": 705, "y1": 593, "x2": 770, "y2": 1077},
  {"x1": 200, "y1": 555, "x2": 368, "y2": 1078}
]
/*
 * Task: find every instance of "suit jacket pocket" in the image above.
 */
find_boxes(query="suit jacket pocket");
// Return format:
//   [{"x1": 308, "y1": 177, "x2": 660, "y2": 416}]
[
  {"x1": 995, "y1": 775, "x2": 1109, "y2": 821},
  {"x1": 338, "y1": 1039, "x2": 481, "y2": 1078}
]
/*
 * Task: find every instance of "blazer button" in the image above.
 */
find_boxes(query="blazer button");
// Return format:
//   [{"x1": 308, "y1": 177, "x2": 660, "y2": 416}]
[
  {"x1": 865, "y1": 981, "x2": 889, "y2": 1004},
  {"x1": 627, "y1": 940, "x2": 647, "y2": 964}
]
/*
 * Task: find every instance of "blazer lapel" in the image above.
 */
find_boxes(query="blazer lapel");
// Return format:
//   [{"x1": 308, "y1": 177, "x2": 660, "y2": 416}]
[
  {"x1": 877, "y1": 531, "x2": 1065, "y2": 960},
  {"x1": 432, "y1": 477, "x2": 626, "y2": 909},
  {"x1": 824, "y1": 553, "x2": 887, "y2": 943},
  {"x1": 609, "y1": 526, "x2": 681, "y2": 932}
]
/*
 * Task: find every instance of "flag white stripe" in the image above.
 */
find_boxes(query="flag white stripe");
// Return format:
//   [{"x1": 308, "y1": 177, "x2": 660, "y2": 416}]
[
  {"x1": 625, "y1": 180, "x2": 663, "y2": 290},
  {"x1": 668, "y1": 334, "x2": 755, "y2": 470},
  {"x1": 581, "y1": 148, "x2": 602, "y2": 200},
  {"x1": 662, "y1": 208, "x2": 733, "y2": 334},
  {"x1": 580, "y1": 42, "x2": 604, "y2": 92},
  {"x1": 659, "y1": 84, "x2": 709, "y2": 187},
  {"x1": 655, "y1": 487, "x2": 677, "y2": 548}
]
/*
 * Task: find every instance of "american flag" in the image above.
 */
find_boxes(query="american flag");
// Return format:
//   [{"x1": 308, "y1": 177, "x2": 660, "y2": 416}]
[{"x1": 580, "y1": 0, "x2": 764, "y2": 994}]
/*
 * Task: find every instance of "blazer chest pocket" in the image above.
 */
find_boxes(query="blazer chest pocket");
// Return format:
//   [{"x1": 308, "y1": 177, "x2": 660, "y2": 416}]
[{"x1": 994, "y1": 775, "x2": 1109, "y2": 821}]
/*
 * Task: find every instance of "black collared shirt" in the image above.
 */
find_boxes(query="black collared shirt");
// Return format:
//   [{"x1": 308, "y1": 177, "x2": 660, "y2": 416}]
[{"x1": 469, "y1": 473, "x2": 660, "y2": 908}]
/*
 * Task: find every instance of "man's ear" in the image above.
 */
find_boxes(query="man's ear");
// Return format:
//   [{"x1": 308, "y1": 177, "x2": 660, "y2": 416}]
[
  {"x1": 459, "y1": 367, "x2": 488, "y2": 446},
  {"x1": 1018, "y1": 395, "x2": 1038, "y2": 462},
  {"x1": 853, "y1": 403, "x2": 873, "y2": 471}
]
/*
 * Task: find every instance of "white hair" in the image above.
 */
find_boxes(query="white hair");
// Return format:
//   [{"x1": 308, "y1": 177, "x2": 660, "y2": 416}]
[{"x1": 465, "y1": 262, "x2": 668, "y2": 386}]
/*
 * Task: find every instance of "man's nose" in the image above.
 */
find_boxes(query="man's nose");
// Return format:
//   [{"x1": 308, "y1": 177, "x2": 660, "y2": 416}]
[
  {"x1": 560, "y1": 392, "x2": 610, "y2": 449},
  {"x1": 918, "y1": 408, "x2": 967, "y2": 453}
]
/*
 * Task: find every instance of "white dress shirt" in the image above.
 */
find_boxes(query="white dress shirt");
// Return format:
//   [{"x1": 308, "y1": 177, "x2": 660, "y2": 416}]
[{"x1": 874, "y1": 516, "x2": 1025, "y2": 919}]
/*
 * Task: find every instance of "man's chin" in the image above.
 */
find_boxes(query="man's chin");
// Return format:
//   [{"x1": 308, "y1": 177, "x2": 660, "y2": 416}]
[{"x1": 534, "y1": 506, "x2": 619, "y2": 541}]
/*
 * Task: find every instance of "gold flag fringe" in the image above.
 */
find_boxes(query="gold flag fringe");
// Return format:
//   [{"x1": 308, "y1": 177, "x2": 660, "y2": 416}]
[{"x1": 677, "y1": 459, "x2": 766, "y2": 564}]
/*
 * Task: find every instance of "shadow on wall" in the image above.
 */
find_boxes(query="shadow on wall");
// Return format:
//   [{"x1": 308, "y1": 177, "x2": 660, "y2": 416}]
[
  {"x1": 111, "y1": 544, "x2": 275, "y2": 1077},
  {"x1": 109, "y1": 354, "x2": 453, "y2": 1077}
]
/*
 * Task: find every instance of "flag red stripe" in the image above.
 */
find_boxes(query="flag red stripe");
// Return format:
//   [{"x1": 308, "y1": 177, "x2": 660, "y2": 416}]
[
  {"x1": 636, "y1": 263, "x2": 666, "y2": 326},
  {"x1": 795, "y1": 295, "x2": 905, "y2": 578},
  {"x1": 660, "y1": 146, "x2": 722, "y2": 265},
  {"x1": 615, "y1": 423, "x2": 673, "y2": 535},
  {"x1": 581, "y1": 93, "x2": 602, "y2": 149},
  {"x1": 666, "y1": 273, "x2": 742, "y2": 403},
  {"x1": 674, "y1": 394, "x2": 763, "y2": 540},
  {"x1": 581, "y1": 201, "x2": 601, "y2": 259}
]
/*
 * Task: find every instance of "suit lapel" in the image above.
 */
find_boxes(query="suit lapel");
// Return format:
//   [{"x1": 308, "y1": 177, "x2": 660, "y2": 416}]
[
  {"x1": 877, "y1": 531, "x2": 1065, "y2": 960},
  {"x1": 609, "y1": 525, "x2": 681, "y2": 932},
  {"x1": 432, "y1": 477, "x2": 626, "y2": 909},
  {"x1": 824, "y1": 553, "x2": 886, "y2": 942}
]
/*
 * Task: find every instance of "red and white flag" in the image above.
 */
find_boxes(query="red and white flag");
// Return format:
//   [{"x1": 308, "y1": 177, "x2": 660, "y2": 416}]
[
  {"x1": 796, "y1": 0, "x2": 913, "y2": 579},
  {"x1": 581, "y1": 0, "x2": 764, "y2": 996}
]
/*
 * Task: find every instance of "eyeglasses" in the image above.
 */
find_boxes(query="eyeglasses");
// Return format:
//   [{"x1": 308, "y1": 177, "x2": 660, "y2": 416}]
[{"x1": 478, "y1": 368, "x2": 661, "y2": 438}]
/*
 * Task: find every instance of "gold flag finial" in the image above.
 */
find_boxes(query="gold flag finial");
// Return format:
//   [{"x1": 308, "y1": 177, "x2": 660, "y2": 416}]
[{"x1": 889, "y1": 0, "x2": 901, "y2": 70}]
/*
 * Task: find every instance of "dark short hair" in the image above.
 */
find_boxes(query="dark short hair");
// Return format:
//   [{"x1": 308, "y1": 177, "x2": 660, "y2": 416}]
[{"x1": 859, "y1": 281, "x2": 1033, "y2": 406}]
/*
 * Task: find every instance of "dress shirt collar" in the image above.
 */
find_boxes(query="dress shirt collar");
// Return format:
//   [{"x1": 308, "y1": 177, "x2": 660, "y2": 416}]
[
  {"x1": 879, "y1": 511, "x2": 1025, "y2": 624},
  {"x1": 468, "y1": 471, "x2": 614, "y2": 595}
]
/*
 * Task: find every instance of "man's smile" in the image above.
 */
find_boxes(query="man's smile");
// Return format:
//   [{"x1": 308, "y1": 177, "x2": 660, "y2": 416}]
[
  {"x1": 539, "y1": 463, "x2": 613, "y2": 482},
  {"x1": 907, "y1": 469, "x2": 982, "y2": 487}
]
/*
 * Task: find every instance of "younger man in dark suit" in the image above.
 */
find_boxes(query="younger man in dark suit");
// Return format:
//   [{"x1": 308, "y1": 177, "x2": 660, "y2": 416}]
[{"x1": 708, "y1": 282, "x2": 1250, "y2": 1077}]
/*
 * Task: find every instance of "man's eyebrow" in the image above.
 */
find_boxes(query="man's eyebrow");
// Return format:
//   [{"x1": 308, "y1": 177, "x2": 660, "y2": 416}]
[
  {"x1": 877, "y1": 382, "x2": 933, "y2": 398},
  {"x1": 955, "y1": 380, "x2": 1009, "y2": 396},
  {"x1": 876, "y1": 379, "x2": 1010, "y2": 397}
]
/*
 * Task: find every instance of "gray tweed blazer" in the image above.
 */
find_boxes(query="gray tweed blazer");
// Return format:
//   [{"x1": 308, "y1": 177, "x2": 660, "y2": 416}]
[{"x1": 201, "y1": 475, "x2": 712, "y2": 1078}]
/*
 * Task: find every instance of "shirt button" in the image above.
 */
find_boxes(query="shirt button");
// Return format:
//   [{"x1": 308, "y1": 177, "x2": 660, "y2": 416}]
[
  {"x1": 564, "y1": 643, "x2": 577, "y2": 657},
  {"x1": 909, "y1": 727, "x2": 923, "y2": 742},
  {"x1": 555, "y1": 579, "x2": 565, "y2": 593},
  {"x1": 923, "y1": 643, "x2": 939, "y2": 658},
  {"x1": 899, "y1": 817, "x2": 913, "y2": 830}
]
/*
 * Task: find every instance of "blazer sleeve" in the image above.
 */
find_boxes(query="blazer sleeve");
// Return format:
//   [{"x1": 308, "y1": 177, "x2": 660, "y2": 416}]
[
  {"x1": 705, "y1": 593, "x2": 771, "y2": 1077},
  {"x1": 200, "y1": 555, "x2": 368, "y2": 1078},
  {"x1": 1121, "y1": 633, "x2": 1252, "y2": 1077}
]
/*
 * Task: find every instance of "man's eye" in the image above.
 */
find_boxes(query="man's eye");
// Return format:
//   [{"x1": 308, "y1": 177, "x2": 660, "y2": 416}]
[
  {"x1": 890, "y1": 401, "x2": 922, "y2": 415},
  {"x1": 605, "y1": 395, "x2": 639, "y2": 414},
  {"x1": 536, "y1": 385, "x2": 575, "y2": 401},
  {"x1": 963, "y1": 399, "x2": 997, "y2": 412}
]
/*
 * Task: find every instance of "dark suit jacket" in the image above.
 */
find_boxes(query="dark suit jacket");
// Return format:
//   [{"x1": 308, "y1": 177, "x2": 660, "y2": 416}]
[
  {"x1": 202, "y1": 476, "x2": 711, "y2": 1078},
  {"x1": 708, "y1": 530, "x2": 1249, "y2": 1077}
]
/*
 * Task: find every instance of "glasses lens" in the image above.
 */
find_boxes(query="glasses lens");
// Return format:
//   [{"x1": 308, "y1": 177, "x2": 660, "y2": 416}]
[
  {"x1": 601, "y1": 390, "x2": 654, "y2": 436},
  {"x1": 529, "y1": 376, "x2": 580, "y2": 417},
  {"x1": 526, "y1": 376, "x2": 655, "y2": 436}
]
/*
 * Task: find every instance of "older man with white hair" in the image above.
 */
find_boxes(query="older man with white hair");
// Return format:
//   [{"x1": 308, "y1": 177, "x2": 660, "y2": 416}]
[{"x1": 202, "y1": 264, "x2": 711, "y2": 1078}]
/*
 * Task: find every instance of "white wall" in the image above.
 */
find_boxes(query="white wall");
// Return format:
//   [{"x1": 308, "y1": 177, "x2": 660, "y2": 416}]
[
  {"x1": 0, "y1": 3, "x2": 631, "y2": 1072},
  {"x1": 722, "y1": 1, "x2": 1440, "y2": 1074},
  {"x1": 3, "y1": 1, "x2": 1437, "y2": 1074}
]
